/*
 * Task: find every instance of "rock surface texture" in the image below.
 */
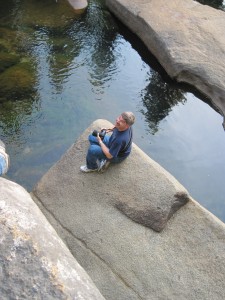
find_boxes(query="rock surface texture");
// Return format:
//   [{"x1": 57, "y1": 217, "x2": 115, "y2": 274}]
[
  {"x1": 105, "y1": 0, "x2": 225, "y2": 128},
  {"x1": 32, "y1": 120, "x2": 225, "y2": 300},
  {"x1": 0, "y1": 177, "x2": 105, "y2": 300}
]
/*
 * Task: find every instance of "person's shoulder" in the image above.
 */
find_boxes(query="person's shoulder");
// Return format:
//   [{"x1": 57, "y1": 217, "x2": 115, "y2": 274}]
[{"x1": 125, "y1": 127, "x2": 132, "y2": 134}]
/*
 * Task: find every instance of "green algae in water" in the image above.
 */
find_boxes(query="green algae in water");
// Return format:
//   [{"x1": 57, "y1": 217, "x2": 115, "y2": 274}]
[
  {"x1": 0, "y1": 26, "x2": 37, "y2": 103},
  {"x1": 0, "y1": 52, "x2": 20, "y2": 72},
  {"x1": 0, "y1": 0, "x2": 83, "y2": 103},
  {"x1": 0, "y1": 62, "x2": 36, "y2": 102}
]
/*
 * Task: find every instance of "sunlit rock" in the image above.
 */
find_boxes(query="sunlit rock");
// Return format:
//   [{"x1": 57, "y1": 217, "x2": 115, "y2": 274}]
[
  {"x1": 31, "y1": 120, "x2": 225, "y2": 300},
  {"x1": 0, "y1": 177, "x2": 105, "y2": 299},
  {"x1": 32, "y1": 119, "x2": 190, "y2": 233},
  {"x1": 105, "y1": 0, "x2": 225, "y2": 128},
  {"x1": 67, "y1": 0, "x2": 88, "y2": 12}
]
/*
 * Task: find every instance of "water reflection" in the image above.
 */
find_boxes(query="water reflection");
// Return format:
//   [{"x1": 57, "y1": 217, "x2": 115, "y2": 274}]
[
  {"x1": 0, "y1": 0, "x2": 115, "y2": 129},
  {"x1": 140, "y1": 70, "x2": 186, "y2": 134},
  {"x1": 16, "y1": 0, "x2": 77, "y2": 29},
  {"x1": 70, "y1": 2, "x2": 119, "y2": 99},
  {"x1": 0, "y1": 99, "x2": 38, "y2": 141},
  {"x1": 17, "y1": 0, "x2": 82, "y2": 95},
  {"x1": 35, "y1": 27, "x2": 81, "y2": 94}
]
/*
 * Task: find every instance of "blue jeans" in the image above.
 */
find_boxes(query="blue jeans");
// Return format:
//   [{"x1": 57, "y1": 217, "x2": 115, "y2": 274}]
[
  {"x1": 0, "y1": 155, "x2": 6, "y2": 175},
  {"x1": 86, "y1": 134, "x2": 126, "y2": 169}
]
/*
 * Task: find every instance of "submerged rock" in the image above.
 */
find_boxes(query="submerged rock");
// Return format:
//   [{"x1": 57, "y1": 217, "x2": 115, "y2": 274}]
[
  {"x1": 0, "y1": 26, "x2": 36, "y2": 102},
  {"x1": 0, "y1": 62, "x2": 36, "y2": 102},
  {"x1": 18, "y1": 0, "x2": 81, "y2": 31},
  {"x1": 0, "y1": 52, "x2": 20, "y2": 72}
]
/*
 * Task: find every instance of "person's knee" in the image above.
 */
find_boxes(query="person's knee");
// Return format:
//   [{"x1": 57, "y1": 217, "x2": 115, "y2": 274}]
[
  {"x1": 88, "y1": 144, "x2": 100, "y2": 156},
  {"x1": 88, "y1": 134, "x2": 98, "y2": 144}
]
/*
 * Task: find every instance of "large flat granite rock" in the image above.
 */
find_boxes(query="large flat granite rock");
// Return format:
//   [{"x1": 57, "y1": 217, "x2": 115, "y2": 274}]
[
  {"x1": 31, "y1": 120, "x2": 225, "y2": 300},
  {"x1": 0, "y1": 177, "x2": 105, "y2": 300},
  {"x1": 32, "y1": 119, "x2": 190, "y2": 233},
  {"x1": 105, "y1": 0, "x2": 225, "y2": 127}
]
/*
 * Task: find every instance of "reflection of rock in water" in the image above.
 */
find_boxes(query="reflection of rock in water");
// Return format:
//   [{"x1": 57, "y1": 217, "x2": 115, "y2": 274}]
[
  {"x1": 140, "y1": 70, "x2": 186, "y2": 134},
  {"x1": 18, "y1": 0, "x2": 79, "y2": 30}
]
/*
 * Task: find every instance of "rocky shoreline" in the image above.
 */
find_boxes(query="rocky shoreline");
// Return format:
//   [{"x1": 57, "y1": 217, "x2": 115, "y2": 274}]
[
  {"x1": 1, "y1": 1, "x2": 225, "y2": 299},
  {"x1": 105, "y1": 0, "x2": 225, "y2": 129},
  {"x1": 31, "y1": 119, "x2": 225, "y2": 300}
]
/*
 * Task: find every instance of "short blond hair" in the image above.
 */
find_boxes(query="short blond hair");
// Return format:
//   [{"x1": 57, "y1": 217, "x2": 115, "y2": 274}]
[{"x1": 121, "y1": 112, "x2": 135, "y2": 126}]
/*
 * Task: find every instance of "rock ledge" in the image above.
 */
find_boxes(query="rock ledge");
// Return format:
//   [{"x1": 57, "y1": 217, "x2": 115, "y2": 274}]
[{"x1": 105, "y1": 0, "x2": 225, "y2": 127}]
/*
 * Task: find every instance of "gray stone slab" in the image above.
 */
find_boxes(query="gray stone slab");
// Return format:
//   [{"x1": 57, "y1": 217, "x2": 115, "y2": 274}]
[
  {"x1": 31, "y1": 120, "x2": 225, "y2": 300},
  {"x1": 0, "y1": 177, "x2": 105, "y2": 300},
  {"x1": 105, "y1": 0, "x2": 225, "y2": 127},
  {"x1": 32, "y1": 119, "x2": 189, "y2": 233}
]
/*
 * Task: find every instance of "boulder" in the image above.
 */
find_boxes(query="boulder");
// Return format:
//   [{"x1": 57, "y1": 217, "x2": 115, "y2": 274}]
[
  {"x1": 105, "y1": 0, "x2": 225, "y2": 128},
  {"x1": 67, "y1": 0, "x2": 88, "y2": 11},
  {"x1": 32, "y1": 119, "x2": 190, "y2": 233},
  {"x1": 0, "y1": 177, "x2": 105, "y2": 299},
  {"x1": 0, "y1": 62, "x2": 36, "y2": 102},
  {"x1": 31, "y1": 120, "x2": 225, "y2": 299}
]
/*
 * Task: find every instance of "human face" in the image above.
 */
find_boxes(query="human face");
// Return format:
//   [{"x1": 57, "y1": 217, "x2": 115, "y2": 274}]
[{"x1": 115, "y1": 115, "x2": 129, "y2": 131}]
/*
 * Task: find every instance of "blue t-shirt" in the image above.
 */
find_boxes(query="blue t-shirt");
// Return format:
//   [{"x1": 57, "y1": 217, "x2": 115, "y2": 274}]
[{"x1": 108, "y1": 127, "x2": 132, "y2": 158}]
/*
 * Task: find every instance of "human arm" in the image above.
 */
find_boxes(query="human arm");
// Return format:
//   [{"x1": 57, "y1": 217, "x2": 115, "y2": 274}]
[{"x1": 97, "y1": 133, "x2": 113, "y2": 159}]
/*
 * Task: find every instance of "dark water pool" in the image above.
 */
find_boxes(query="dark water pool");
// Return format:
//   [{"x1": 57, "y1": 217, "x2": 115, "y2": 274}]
[
  {"x1": 196, "y1": 0, "x2": 224, "y2": 10},
  {"x1": 0, "y1": 0, "x2": 225, "y2": 222}
]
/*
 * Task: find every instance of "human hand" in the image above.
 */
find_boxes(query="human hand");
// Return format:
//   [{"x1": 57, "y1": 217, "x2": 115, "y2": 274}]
[{"x1": 101, "y1": 127, "x2": 114, "y2": 133}]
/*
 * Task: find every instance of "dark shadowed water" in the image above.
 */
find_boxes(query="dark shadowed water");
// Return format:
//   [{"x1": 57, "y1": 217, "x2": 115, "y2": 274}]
[{"x1": 0, "y1": 0, "x2": 225, "y2": 222}]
